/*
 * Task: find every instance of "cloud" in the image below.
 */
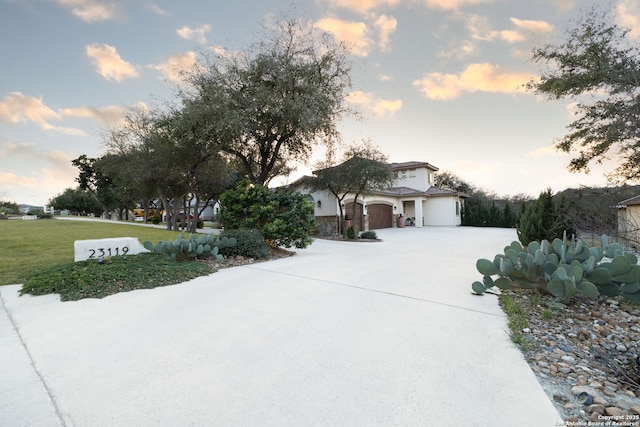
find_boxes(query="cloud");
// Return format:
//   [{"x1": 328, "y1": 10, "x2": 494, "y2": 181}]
[
  {"x1": 378, "y1": 74, "x2": 392, "y2": 82},
  {"x1": 316, "y1": 16, "x2": 373, "y2": 56},
  {"x1": 322, "y1": 0, "x2": 402, "y2": 13},
  {"x1": 176, "y1": 24, "x2": 211, "y2": 44},
  {"x1": 0, "y1": 172, "x2": 38, "y2": 188},
  {"x1": 0, "y1": 142, "x2": 78, "y2": 204},
  {"x1": 346, "y1": 91, "x2": 402, "y2": 117},
  {"x1": 0, "y1": 92, "x2": 85, "y2": 135},
  {"x1": 527, "y1": 145, "x2": 558, "y2": 157},
  {"x1": 551, "y1": 0, "x2": 576, "y2": 12},
  {"x1": 322, "y1": 0, "x2": 491, "y2": 12},
  {"x1": 510, "y1": 17, "x2": 553, "y2": 35},
  {"x1": 423, "y1": 0, "x2": 493, "y2": 10},
  {"x1": 151, "y1": 51, "x2": 200, "y2": 84},
  {"x1": 466, "y1": 15, "x2": 552, "y2": 44},
  {"x1": 617, "y1": 0, "x2": 640, "y2": 39},
  {"x1": 0, "y1": 93, "x2": 60, "y2": 127},
  {"x1": 412, "y1": 63, "x2": 532, "y2": 100},
  {"x1": 374, "y1": 14, "x2": 397, "y2": 51},
  {"x1": 60, "y1": 102, "x2": 146, "y2": 126},
  {"x1": 0, "y1": 141, "x2": 37, "y2": 157},
  {"x1": 438, "y1": 39, "x2": 477, "y2": 59},
  {"x1": 55, "y1": 0, "x2": 118, "y2": 22},
  {"x1": 85, "y1": 43, "x2": 140, "y2": 82},
  {"x1": 316, "y1": 13, "x2": 398, "y2": 56},
  {"x1": 148, "y1": 3, "x2": 169, "y2": 16}
]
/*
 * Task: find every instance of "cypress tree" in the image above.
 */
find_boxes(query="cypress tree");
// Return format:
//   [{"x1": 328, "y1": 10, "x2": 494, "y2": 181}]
[{"x1": 517, "y1": 188, "x2": 565, "y2": 245}]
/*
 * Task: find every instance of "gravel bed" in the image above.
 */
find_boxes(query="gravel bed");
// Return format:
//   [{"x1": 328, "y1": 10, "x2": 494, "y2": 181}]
[{"x1": 502, "y1": 290, "x2": 640, "y2": 425}]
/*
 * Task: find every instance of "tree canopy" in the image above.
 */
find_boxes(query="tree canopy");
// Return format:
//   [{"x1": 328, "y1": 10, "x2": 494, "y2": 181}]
[
  {"x1": 517, "y1": 188, "x2": 569, "y2": 246},
  {"x1": 181, "y1": 18, "x2": 352, "y2": 186},
  {"x1": 220, "y1": 180, "x2": 315, "y2": 249},
  {"x1": 527, "y1": 7, "x2": 640, "y2": 182},
  {"x1": 306, "y1": 141, "x2": 393, "y2": 236},
  {"x1": 48, "y1": 188, "x2": 103, "y2": 216},
  {"x1": 101, "y1": 106, "x2": 235, "y2": 231}
]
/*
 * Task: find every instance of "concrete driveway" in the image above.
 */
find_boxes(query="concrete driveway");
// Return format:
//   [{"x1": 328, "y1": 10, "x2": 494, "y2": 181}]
[{"x1": 0, "y1": 227, "x2": 562, "y2": 426}]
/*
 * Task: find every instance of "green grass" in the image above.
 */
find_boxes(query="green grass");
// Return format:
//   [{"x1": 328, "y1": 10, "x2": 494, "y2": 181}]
[
  {"x1": 499, "y1": 292, "x2": 535, "y2": 352},
  {"x1": 0, "y1": 219, "x2": 185, "y2": 286},
  {"x1": 20, "y1": 252, "x2": 214, "y2": 301}
]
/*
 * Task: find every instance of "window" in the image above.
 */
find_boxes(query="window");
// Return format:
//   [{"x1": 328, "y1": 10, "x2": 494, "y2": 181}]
[{"x1": 456, "y1": 201, "x2": 460, "y2": 216}]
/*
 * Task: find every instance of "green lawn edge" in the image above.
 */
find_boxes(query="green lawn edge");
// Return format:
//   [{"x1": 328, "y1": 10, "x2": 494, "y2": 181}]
[
  {"x1": 0, "y1": 219, "x2": 185, "y2": 286},
  {"x1": 20, "y1": 253, "x2": 215, "y2": 301}
]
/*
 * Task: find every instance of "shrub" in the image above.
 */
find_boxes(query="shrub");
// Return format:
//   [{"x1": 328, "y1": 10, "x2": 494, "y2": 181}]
[
  {"x1": 151, "y1": 214, "x2": 161, "y2": 225},
  {"x1": 346, "y1": 225, "x2": 355, "y2": 239},
  {"x1": 360, "y1": 230, "x2": 377, "y2": 239},
  {"x1": 219, "y1": 229, "x2": 269, "y2": 259},
  {"x1": 517, "y1": 188, "x2": 569, "y2": 246},
  {"x1": 220, "y1": 180, "x2": 315, "y2": 248}
]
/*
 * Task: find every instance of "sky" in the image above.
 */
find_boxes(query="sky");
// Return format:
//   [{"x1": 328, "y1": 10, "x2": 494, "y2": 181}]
[{"x1": 1, "y1": 0, "x2": 639, "y2": 207}]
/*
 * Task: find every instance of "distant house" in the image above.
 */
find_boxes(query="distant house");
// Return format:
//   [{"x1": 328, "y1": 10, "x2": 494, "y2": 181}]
[
  {"x1": 18, "y1": 204, "x2": 44, "y2": 214},
  {"x1": 615, "y1": 195, "x2": 640, "y2": 247},
  {"x1": 289, "y1": 161, "x2": 467, "y2": 232}
]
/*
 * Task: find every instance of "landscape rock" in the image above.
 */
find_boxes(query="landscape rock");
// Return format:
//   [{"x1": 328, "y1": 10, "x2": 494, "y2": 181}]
[{"x1": 501, "y1": 291, "x2": 640, "y2": 424}]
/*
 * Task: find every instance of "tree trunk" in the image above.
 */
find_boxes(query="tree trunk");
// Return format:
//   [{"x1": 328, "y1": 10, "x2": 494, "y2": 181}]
[
  {"x1": 350, "y1": 192, "x2": 362, "y2": 238},
  {"x1": 142, "y1": 199, "x2": 150, "y2": 224},
  {"x1": 188, "y1": 195, "x2": 198, "y2": 234},
  {"x1": 155, "y1": 187, "x2": 172, "y2": 231},
  {"x1": 170, "y1": 201, "x2": 181, "y2": 231}
]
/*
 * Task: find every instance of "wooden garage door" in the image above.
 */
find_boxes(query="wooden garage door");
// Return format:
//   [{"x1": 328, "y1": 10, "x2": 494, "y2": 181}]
[{"x1": 368, "y1": 204, "x2": 393, "y2": 229}]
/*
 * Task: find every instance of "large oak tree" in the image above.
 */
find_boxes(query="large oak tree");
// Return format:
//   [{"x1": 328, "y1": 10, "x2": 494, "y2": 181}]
[
  {"x1": 181, "y1": 18, "x2": 352, "y2": 186},
  {"x1": 527, "y1": 8, "x2": 640, "y2": 182}
]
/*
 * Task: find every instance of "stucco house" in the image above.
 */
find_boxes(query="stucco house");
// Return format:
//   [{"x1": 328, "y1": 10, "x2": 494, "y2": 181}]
[
  {"x1": 289, "y1": 161, "x2": 467, "y2": 232},
  {"x1": 615, "y1": 195, "x2": 640, "y2": 247}
]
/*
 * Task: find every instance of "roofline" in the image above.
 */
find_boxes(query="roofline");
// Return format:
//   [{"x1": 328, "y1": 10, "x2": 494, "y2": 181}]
[
  {"x1": 370, "y1": 188, "x2": 468, "y2": 198},
  {"x1": 389, "y1": 162, "x2": 439, "y2": 172}
]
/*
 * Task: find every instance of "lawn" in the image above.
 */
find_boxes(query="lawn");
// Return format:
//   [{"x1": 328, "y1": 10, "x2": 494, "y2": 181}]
[{"x1": 0, "y1": 218, "x2": 185, "y2": 286}]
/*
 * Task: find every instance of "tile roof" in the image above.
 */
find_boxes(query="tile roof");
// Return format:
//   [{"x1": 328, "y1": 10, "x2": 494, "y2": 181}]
[
  {"x1": 618, "y1": 195, "x2": 640, "y2": 206},
  {"x1": 372, "y1": 186, "x2": 466, "y2": 198},
  {"x1": 388, "y1": 161, "x2": 439, "y2": 172}
]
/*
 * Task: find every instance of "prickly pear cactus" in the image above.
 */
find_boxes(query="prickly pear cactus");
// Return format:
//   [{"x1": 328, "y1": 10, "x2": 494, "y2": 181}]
[
  {"x1": 471, "y1": 233, "x2": 640, "y2": 304},
  {"x1": 144, "y1": 233, "x2": 236, "y2": 262}
]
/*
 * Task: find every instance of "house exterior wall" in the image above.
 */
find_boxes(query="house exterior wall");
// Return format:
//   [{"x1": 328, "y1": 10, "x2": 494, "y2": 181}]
[
  {"x1": 290, "y1": 166, "x2": 462, "y2": 230},
  {"x1": 307, "y1": 190, "x2": 337, "y2": 217},
  {"x1": 393, "y1": 167, "x2": 433, "y2": 192},
  {"x1": 618, "y1": 206, "x2": 640, "y2": 246},
  {"x1": 423, "y1": 197, "x2": 461, "y2": 226}
]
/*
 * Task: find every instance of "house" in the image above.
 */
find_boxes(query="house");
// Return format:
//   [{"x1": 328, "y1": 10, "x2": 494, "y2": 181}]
[
  {"x1": 615, "y1": 195, "x2": 640, "y2": 247},
  {"x1": 18, "y1": 204, "x2": 44, "y2": 214},
  {"x1": 289, "y1": 161, "x2": 467, "y2": 232}
]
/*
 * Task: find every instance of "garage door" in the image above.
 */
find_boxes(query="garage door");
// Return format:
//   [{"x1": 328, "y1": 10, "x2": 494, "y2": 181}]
[{"x1": 367, "y1": 204, "x2": 393, "y2": 229}]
